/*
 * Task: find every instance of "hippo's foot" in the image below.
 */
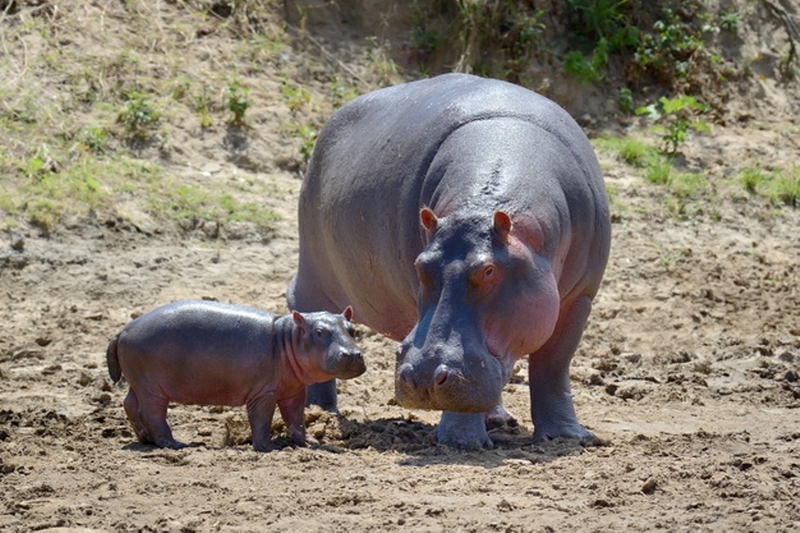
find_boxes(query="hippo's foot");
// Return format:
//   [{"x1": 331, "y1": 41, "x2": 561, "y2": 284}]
[
  {"x1": 305, "y1": 379, "x2": 339, "y2": 414},
  {"x1": 253, "y1": 439, "x2": 279, "y2": 453},
  {"x1": 153, "y1": 436, "x2": 185, "y2": 450},
  {"x1": 291, "y1": 434, "x2": 319, "y2": 448},
  {"x1": 532, "y1": 419, "x2": 600, "y2": 445},
  {"x1": 136, "y1": 428, "x2": 184, "y2": 449},
  {"x1": 485, "y1": 403, "x2": 518, "y2": 430},
  {"x1": 432, "y1": 411, "x2": 494, "y2": 451}
]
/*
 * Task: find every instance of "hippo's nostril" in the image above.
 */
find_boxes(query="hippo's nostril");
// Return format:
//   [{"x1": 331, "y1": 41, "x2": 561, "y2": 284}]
[
  {"x1": 399, "y1": 364, "x2": 415, "y2": 387},
  {"x1": 433, "y1": 364, "x2": 449, "y2": 387}
]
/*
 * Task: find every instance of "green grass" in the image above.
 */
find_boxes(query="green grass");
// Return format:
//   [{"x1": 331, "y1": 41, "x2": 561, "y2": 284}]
[
  {"x1": 593, "y1": 134, "x2": 654, "y2": 167},
  {"x1": 740, "y1": 165, "x2": 800, "y2": 207},
  {"x1": 0, "y1": 3, "x2": 317, "y2": 236}
]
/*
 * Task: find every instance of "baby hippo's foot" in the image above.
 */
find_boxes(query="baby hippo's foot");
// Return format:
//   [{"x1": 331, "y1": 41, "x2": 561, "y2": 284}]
[
  {"x1": 433, "y1": 411, "x2": 494, "y2": 451},
  {"x1": 153, "y1": 436, "x2": 185, "y2": 450},
  {"x1": 291, "y1": 433, "x2": 319, "y2": 448},
  {"x1": 253, "y1": 439, "x2": 279, "y2": 453}
]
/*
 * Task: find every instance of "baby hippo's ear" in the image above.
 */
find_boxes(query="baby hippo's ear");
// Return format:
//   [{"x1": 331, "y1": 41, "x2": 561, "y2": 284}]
[
  {"x1": 342, "y1": 306, "x2": 354, "y2": 321},
  {"x1": 292, "y1": 311, "x2": 308, "y2": 333}
]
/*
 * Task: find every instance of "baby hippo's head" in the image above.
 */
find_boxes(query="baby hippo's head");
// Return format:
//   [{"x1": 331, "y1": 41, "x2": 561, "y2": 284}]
[{"x1": 292, "y1": 306, "x2": 366, "y2": 380}]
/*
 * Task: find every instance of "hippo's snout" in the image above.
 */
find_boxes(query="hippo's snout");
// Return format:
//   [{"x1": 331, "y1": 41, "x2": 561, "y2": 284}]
[
  {"x1": 395, "y1": 346, "x2": 502, "y2": 413},
  {"x1": 329, "y1": 348, "x2": 366, "y2": 379}
]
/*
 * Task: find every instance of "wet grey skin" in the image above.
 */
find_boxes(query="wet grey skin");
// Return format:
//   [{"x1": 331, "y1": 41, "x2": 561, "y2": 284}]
[{"x1": 107, "y1": 300, "x2": 364, "y2": 451}]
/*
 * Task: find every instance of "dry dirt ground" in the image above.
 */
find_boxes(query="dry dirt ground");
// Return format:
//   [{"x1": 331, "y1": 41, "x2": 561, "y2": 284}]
[{"x1": 2, "y1": 2, "x2": 800, "y2": 532}]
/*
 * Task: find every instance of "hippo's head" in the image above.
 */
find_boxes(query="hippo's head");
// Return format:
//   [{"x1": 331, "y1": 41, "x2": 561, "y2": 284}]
[
  {"x1": 293, "y1": 307, "x2": 366, "y2": 380},
  {"x1": 395, "y1": 207, "x2": 560, "y2": 413}
]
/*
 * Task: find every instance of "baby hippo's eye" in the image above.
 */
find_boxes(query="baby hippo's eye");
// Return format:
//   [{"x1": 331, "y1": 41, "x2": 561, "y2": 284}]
[{"x1": 314, "y1": 328, "x2": 329, "y2": 341}]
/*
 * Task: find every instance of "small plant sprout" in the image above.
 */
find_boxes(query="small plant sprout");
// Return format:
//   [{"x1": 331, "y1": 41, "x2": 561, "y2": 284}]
[
  {"x1": 118, "y1": 90, "x2": 161, "y2": 142},
  {"x1": 226, "y1": 80, "x2": 250, "y2": 126},
  {"x1": 719, "y1": 11, "x2": 743, "y2": 32},
  {"x1": 636, "y1": 94, "x2": 711, "y2": 155},
  {"x1": 618, "y1": 87, "x2": 634, "y2": 114},
  {"x1": 195, "y1": 85, "x2": 216, "y2": 129}
]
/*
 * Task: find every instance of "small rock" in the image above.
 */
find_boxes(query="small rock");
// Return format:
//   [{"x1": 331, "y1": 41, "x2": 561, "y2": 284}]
[
  {"x1": 497, "y1": 498, "x2": 515, "y2": 511},
  {"x1": 35, "y1": 337, "x2": 52, "y2": 347},
  {"x1": 641, "y1": 477, "x2": 657, "y2": 494},
  {"x1": 42, "y1": 364, "x2": 62, "y2": 376},
  {"x1": 78, "y1": 372, "x2": 92, "y2": 387},
  {"x1": 591, "y1": 498, "x2": 613, "y2": 508},
  {"x1": 96, "y1": 393, "x2": 112, "y2": 406},
  {"x1": 10, "y1": 231, "x2": 24, "y2": 252}
]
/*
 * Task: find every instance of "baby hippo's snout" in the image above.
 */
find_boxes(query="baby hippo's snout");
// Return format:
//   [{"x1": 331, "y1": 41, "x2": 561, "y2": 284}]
[{"x1": 328, "y1": 346, "x2": 366, "y2": 379}]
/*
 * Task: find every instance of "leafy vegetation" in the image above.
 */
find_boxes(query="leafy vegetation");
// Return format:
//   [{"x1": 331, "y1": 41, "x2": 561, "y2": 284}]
[
  {"x1": 117, "y1": 90, "x2": 161, "y2": 143},
  {"x1": 636, "y1": 94, "x2": 711, "y2": 155},
  {"x1": 225, "y1": 80, "x2": 251, "y2": 127}
]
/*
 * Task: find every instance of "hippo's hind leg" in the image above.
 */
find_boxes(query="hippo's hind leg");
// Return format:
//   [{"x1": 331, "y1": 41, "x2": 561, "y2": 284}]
[
  {"x1": 133, "y1": 392, "x2": 183, "y2": 449},
  {"x1": 123, "y1": 389, "x2": 149, "y2": 443},
  {"x1": 528, "y1": 295, "x2": 596, "y2": 443}
]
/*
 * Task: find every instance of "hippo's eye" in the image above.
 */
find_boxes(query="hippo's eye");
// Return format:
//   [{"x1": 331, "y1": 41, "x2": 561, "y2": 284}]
[
  {"x1": 314, "y1": 328, "x2": 329, "y2": 340},
  {"x1": 470, "y1": 262, "x2": 497, "y2": 288}
]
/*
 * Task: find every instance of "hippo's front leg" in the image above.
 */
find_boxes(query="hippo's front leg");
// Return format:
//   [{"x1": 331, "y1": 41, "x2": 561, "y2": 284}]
[
  {"x1": 279, "y1": 388, "x2": 317, "y2": 447},
  {"x1": 246, "y1": 393, "x2": 278, "y2": 452},
  {"x1": 528, "y1": 295, "x2": 596, "y2": 443},
  {"x1": 433, "y1": 411, "x2": 494, "y2": 450}
]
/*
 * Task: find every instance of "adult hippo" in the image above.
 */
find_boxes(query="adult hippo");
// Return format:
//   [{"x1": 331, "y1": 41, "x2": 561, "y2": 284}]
[{"x1": 287, "y1": 73, "x2": 611, "y2": 449}]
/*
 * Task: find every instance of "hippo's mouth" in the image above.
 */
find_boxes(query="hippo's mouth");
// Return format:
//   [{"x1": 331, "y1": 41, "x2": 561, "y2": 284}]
[
  {"x1": 485, "y1": 338, "x2": 514, "y2": 384},
  {"x1": 394, "y1": 346, "x2": 505, "y2": 413}
]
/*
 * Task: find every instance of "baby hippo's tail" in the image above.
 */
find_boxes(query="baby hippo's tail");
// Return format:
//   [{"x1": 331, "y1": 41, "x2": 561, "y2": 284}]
[{"x1": 106, "y1": 334, "x2": 122, "y2": 383}]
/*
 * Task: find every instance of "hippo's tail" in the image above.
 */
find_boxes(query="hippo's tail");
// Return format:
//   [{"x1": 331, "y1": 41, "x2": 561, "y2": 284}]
[{"x1": 106, "y1": 334, "x2": 122, "y2": 383}]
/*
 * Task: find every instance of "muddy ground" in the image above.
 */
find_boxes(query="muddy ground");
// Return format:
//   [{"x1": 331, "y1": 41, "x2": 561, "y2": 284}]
[{"x1": 2, "y1": 1, "x2": 800, "y2": 532}]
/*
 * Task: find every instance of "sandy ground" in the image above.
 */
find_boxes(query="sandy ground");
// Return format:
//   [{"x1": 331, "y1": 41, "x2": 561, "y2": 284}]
[
  {"x1": 1, "y1": 122, "x2": 799, "y2": 532},
  {"x1": 2, "y1": 1, "x2": 800, "y2": 532}
]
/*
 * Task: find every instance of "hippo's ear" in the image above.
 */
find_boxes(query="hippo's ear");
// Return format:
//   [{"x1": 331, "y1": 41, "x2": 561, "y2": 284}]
[
  {"x1": 420, "y1": 207, "x2": 438, "y2": 232},
  {"x1": 291, "y1": 311, "x2": 307, "y2": 333},
  {"x1": 493, "y1": 211, "x2": 512, "y2": 243},
  {"x1": 342, "y1": 306, "x2": 354, "y2": 321}
]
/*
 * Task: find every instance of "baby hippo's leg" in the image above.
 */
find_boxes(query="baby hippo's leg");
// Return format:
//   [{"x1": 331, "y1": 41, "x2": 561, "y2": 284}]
[
  {"x1": 135, "y1": 393, "x2": 183, "y2": 449},
  {"x1": 279, "y1": 389, "x2": 316, "y2": 447},
  {"x1": 247, "y1": 393, "x2": 278, "y2": 452},
  {"x1": 123, "y1": 389, "x2": 148, "y2": 443}
]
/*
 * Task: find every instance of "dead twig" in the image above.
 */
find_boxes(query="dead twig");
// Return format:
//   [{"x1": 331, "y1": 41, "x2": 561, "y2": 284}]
[{"x1": 762, "y1": 0, "x2": 800, "y2": 75}]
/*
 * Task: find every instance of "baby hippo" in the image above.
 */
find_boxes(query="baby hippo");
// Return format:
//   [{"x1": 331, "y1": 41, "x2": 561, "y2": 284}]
[{"x1": 106, "y1": 300, "x2": 365, "y2": 452}]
